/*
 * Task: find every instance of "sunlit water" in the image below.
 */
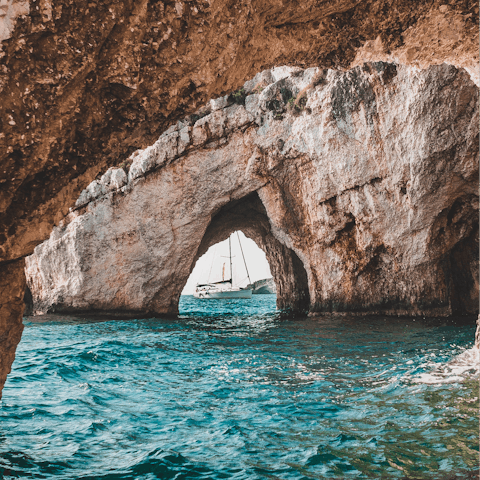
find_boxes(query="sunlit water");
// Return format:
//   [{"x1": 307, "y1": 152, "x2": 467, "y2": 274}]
[{"x1": 1, "y1": 295, "x2": 478, "y2": 479}]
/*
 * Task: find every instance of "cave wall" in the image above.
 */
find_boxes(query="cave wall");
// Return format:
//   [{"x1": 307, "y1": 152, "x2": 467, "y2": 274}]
[
  {"x1": 0, "y1": 259, "x2": 25, "y2": 398},
  {"x1": 186, "y1": 193, "x2": 311, "y2": 312},
  {"x1": 25, "y1": 63, "x2": 479, "y2": 317}
]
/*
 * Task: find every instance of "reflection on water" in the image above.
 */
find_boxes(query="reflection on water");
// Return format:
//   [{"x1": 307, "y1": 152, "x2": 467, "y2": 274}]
[{"x1": 0, "y1": 295, "x2": 478, "y2": 479}]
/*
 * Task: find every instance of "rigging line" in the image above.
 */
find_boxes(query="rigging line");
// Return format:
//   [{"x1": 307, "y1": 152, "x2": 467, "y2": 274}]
[
  {"x1": 229, "y1": 235, "x2": 233, "y2": 283},
  {"x1": 237, "y1": 231, "x2": 252, "y2": 285},
  {"x1": 207, "y1": 244, "x2": 217, "y2": 284}
]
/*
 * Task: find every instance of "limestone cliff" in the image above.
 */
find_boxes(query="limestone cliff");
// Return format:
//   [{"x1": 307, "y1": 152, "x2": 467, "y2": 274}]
[{"x1": 25, "y1": 63, "x2": 479, "y2": 317}]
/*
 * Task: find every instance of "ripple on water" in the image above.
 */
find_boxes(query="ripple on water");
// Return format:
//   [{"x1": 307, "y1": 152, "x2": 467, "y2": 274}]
[{"x1": 0, "y1": 295, "x2": 478, "y2": 479}]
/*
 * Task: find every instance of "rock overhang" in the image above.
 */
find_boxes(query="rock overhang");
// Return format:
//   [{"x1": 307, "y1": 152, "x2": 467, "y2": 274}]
[{"x1": 0, "y1": 0, "x2": 478, "y2": 266}]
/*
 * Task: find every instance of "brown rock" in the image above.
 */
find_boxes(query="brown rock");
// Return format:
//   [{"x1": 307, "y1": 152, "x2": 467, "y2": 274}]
[
  {"x1": 1, "y1": 0, "x2": 479, "y2": 265},
  {"x1": 0, "y1": 259, "x2": 25, "y2": 399}
]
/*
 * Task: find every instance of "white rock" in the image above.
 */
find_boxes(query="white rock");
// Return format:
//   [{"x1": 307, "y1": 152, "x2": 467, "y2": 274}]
[
  {"x1": 210, "y1": 96, "x2": 229, "y2": 111},
  {"x1": 155, "y1": 132, "x2": 178, "y2": 164},
  {"x1": 128, "y1": 146, "x2": 156, "y2": 182},
  {"x1": 225, "y1": 104, "x2": 254, "y2": 131},
  {"x1": 28, "y1": 64, "x2": 479, "y2": 318},
  {"x1": 109, "y1": 168, "x2": 127, "y2": 189},
  {"x1": 245, "y1": 94, "x2": 260, "y2": 115},
  {"x1": 192, "y1": 125, "x2": 208, "y2": 145},
  {"x1": 164, "y1": 124, "x2": 178, "y2": 135},
  {"x1": 244, "y1": 70, "x2": 274, "y2": 93},
  {"x1": 99, "y1": 168, "x2": 113, "y2": 187},
  {"x1": 207, "y1": 110, "x2": 227, "y2": 137},
  {"x1": 177, "y1": 126, "x2": 190, "y2": 154},
  {"x1": 97, "y1": 167, "x2": 128, "y2": 192},
  {"x1": 75, "y1": 188, "x2": 91, "y2": 208},
  {"x1": 76, "y1": 180, "x2": 105, "y2": 205},
  {"x1": 270, "y1": 66, "x2": 301, "y2": 82}
]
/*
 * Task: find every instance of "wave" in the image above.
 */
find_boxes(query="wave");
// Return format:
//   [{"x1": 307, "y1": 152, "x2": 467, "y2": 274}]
[{"x1": 413, "y1": 346, "x2": 479, "y2": 384}]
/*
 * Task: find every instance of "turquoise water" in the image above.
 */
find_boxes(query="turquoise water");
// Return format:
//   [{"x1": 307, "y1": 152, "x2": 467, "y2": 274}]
[{"x1": 1, "y1": 295, "x2": 478, "y2": 479}]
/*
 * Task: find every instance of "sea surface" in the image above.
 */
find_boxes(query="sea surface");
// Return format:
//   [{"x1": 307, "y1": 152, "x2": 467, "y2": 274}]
[{"x1": 1, "y1": 295, "x2": 478, "y2": 479}]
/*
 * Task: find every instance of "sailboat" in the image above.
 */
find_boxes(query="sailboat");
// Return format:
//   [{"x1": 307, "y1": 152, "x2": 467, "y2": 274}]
[{"x1": 194, "y1": 233, "x2": 253, "y2": 299}]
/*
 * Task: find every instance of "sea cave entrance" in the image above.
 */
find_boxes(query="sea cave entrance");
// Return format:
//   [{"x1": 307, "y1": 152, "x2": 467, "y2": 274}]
[{"x1": 177, "y1": 192, "x2": 310, "y2": 314}]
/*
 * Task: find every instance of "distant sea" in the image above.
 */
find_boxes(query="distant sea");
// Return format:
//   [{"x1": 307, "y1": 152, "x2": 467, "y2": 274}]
[{"x1": 0, "y1": 295, "x2": 478, "y2": 479}]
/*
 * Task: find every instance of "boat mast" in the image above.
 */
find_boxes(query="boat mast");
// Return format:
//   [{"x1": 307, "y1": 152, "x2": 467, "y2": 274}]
[
  {"x1": 229, "y1": 235, "x2": 233, "y2": 284},
  {"x1": 237, "y1": 232, "x2": 252, "y2": 285}
]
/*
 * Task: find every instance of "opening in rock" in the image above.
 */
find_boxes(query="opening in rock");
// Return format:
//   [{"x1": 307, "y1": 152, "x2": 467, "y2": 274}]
[
  {"x1": 177, "y1": 192, "x2": 310, "y2": 314},
  {"x1": 182, "y1": 231, "x2": 273, "y2": 296},
  {"x1": 179, "y1": 231, "x2": 276, "y2": 315}
]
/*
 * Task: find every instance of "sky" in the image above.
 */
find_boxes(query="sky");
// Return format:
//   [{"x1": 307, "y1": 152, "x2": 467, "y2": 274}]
[{"x1": 182, "y1": 231, "x2": 272, "y2": 295}]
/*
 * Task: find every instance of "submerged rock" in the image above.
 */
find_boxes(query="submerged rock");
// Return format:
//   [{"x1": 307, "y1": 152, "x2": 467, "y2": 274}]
[{"x1": 25, "y1": 63, "x2": 478, "y2": 317}]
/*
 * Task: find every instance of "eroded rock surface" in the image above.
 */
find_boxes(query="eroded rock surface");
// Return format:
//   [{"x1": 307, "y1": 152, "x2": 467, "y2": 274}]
[
  {"x1": 249, "y1": 278, "x2": 277, "y2": 295},
  {"x1": 1, "y1": 0, "x2": 478, "y2": 266},
  {"x1": 0, "y1": 259, "x2": 25, "y2": 396},
  {"x1": 1, "y1": 1, "x2": 479, "y2": 399},
  {"x1": 25, "y1": 63, "x2": 479, "y2": 317}
]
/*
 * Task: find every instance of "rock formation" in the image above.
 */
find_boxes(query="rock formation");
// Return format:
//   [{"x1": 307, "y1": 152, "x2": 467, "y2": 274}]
[
  {"x1": 1, "y1": 1, "x2": 479, "y2": 267},
  {"x1": 0, "y1": 259, "x2": 25, "y2": 399},
  {"x1": 25, "y1": 64, "x2": 479, "y2": 318},
  {"x1": 0, "y1": 0, "x2": 478, "y2": 397}
]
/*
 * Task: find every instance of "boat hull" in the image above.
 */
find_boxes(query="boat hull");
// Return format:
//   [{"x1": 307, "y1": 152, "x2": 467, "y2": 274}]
[{"x1": 194, "y1": 288, "x2": 252, "y2": 299}]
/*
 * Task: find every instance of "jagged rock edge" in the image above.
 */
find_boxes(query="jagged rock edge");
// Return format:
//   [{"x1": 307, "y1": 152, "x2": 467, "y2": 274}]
[{"x1": 73, "y1": 66, "x2": 323, "y2": 210}]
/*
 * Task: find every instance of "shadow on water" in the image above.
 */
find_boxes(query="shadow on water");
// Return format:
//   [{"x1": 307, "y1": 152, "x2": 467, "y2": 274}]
[{"x1": 1, "y1": 295, "x2": 478, "y2": 479}]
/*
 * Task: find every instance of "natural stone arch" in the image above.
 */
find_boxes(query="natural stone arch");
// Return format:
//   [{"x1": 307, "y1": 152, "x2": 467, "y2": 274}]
[
  {"x1": 190, "y1": 192, "x2": 310, "y2": 313},
  {"x1": 25, "y1": 63, "x2": 478, "y2": 320},
  {"x1": 3, "y1": 60, "x2": 479, "y2": 400},
  {"x1": 25, "y1": 186, "x2": 311, "y2": 317},
  {"x1": 1, "y1": 0, "x2": 479, "y2": 266}
]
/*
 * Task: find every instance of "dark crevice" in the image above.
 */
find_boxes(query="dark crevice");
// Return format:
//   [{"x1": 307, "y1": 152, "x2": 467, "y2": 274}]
[
  {"x1": 23, "y1": 284, "x2": 33, "y2": 316},
  {"x1": 444, "y1": 227, "x2": 479, "y2": 315}
]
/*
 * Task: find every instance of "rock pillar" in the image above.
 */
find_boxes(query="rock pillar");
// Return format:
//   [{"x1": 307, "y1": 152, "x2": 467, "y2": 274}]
[{"x1": 0, "y1": 259, "x2": 26, "y2": 399}]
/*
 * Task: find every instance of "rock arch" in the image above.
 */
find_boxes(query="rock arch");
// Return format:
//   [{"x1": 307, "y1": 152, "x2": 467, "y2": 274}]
[
  {"x1": 25, "y1": 63, "x2": 478, "y2": 321},
  {"x1": 172, "y1": 192, "x2": 310, "y2": 313},
  {"x1": 1, "y1": 0, "x2": 479, "y2": 266}
]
